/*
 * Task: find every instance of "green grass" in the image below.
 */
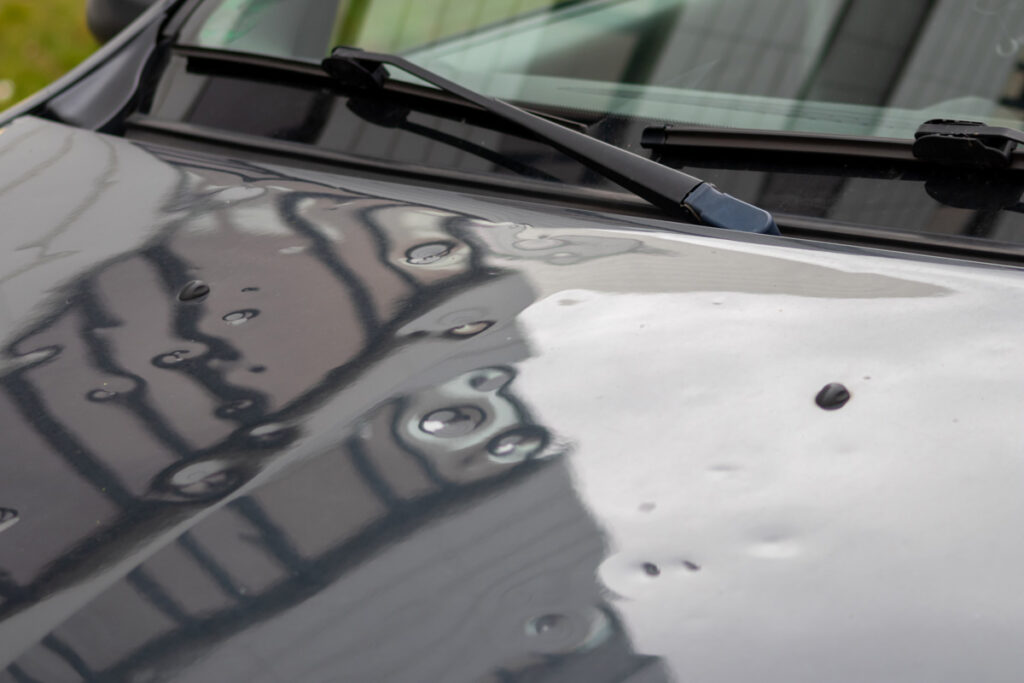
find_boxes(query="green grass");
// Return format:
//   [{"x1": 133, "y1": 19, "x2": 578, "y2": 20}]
[{"x1": 0, "y1": 0, "x2": 98, "y2": 108}]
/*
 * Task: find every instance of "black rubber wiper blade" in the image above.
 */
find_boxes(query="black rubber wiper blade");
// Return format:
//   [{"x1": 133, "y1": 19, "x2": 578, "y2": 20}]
[
  {"x1": 642, "y1": 119, "x2": 1024, "y2": 171},
  {"x1": 642, "y1": 124, "x2": 916, "y2": 162},
  {"x1": 322, "y1": 46, "x2": 778, "y2": 235}
]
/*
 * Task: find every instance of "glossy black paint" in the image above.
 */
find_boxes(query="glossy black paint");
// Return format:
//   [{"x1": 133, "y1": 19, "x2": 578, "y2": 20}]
[
  {"x1": 41, "y1": 17, "x2": 162, "y2": 131},
  {"x1": 5, "y1": 103, "x2": 1024, "y2": 681},
  {"x1": 5, "y1": 3, "x2": 1024, "y2": 681},
  {"x1": 0, "y1": 116, "x2": 673, "y2": 682}
]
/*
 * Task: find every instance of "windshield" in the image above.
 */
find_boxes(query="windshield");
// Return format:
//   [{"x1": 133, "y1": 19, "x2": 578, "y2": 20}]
[{"x1": 181, "y1": 0, "x2": 1024, "y2": 140}]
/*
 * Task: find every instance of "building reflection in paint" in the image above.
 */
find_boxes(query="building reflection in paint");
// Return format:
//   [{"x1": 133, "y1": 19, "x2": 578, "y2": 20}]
[{"x1": 0, "y1": 140, "x2": 669, "y2": 682}]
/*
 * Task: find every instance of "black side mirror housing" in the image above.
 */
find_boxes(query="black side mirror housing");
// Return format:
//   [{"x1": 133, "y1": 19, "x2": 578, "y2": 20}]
[{"x1": 86, "y1": 0, "x2": 161, "y2": 43}]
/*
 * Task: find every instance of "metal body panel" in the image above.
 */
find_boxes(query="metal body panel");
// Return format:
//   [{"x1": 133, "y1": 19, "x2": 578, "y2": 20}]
[{"x1": 1, "y1": 116, "x2": 1023, "y2": 682}]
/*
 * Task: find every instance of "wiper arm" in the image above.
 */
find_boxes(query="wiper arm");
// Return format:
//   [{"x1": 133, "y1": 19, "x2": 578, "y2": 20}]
[{"x1": 322, "y1": 47, "x2": 778, "y2": 235}]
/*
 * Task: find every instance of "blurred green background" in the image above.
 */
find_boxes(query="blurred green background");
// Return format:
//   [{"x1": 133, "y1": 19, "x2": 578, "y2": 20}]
[
  {"x1": 0, "y1": 0, "x2": 559, "y2": 110},
  {"x1": 0, "y1": 0, "x2": 97, "y2": 108}
]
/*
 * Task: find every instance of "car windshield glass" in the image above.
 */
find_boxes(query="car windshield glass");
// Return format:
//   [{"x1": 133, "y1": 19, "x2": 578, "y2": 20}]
[{"x1": 181, "y1": 0, "x2": 1024, "y2": 140}]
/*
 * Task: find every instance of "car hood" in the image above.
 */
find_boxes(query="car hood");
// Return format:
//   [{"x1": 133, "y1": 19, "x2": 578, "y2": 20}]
[{"x1": 2, "y1": 117, "x2": 1024, "y2": 682}]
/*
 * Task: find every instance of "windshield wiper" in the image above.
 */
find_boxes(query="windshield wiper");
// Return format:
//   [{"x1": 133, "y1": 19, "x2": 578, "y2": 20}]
[
  {"x1": 912, "y1": 119, "x2": 1024, "y2": 168},
  {"x1": 322, "y1": 47, "x2": 778, "y2": 235},
  {"x1": 642, "y1": 119, "x2": 1024, "y2": 171},
  {"x1": 641, "y1": 124, "x2": 916, "y2": 162}
]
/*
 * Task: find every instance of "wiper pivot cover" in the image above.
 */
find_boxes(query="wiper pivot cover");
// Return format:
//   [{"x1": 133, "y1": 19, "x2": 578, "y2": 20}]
[{"x1": 683, "y1": 183, "x2": 777, "y2": 235}]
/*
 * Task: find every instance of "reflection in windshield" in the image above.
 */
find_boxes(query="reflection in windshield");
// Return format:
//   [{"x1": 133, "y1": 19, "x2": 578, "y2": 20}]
[
  {"x1": 0, "y1": 129, "x2": 668, "y2": 681},
  {"x1": 187, "y1": 0, "x2": 1024, "y2": 139}
]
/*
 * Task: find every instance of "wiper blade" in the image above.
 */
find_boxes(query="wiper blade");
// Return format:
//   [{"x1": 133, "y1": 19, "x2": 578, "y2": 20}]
[
  {"x1": 642, "y1": 119, "x2": 1024, "y2": 171},
  {"x1": 322, "y1": 47, "x2": 778, "y2": 235},
  {"x1": 642, "y1": 124, "x2": 915, "y2": 162}
]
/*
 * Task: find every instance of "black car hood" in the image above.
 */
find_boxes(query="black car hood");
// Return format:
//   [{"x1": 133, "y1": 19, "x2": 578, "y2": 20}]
[{"x1": 2, "y1": 117, "x2": 1024, "y2": 682}]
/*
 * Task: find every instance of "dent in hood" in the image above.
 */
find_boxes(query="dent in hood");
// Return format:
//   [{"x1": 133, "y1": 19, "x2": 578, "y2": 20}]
[{"x1": 0, "y1": 117, "x2": 1023, "y2": 682}]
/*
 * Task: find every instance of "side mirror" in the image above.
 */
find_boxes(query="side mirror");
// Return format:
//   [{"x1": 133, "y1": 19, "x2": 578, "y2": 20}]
[{"x1": 86, "y1": 0, "x2": 161, "y2": 43}]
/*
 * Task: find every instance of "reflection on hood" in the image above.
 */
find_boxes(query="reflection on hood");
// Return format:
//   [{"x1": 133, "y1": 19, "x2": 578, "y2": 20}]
[{"x1": 0, "y1": 118, "x2": 668, "y2": 682}]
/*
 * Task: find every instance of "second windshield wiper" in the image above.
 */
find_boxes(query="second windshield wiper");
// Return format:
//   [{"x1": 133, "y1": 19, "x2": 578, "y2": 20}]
[{"x1": 322, "y1": 47, "x2": 778, "y2": 235}]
